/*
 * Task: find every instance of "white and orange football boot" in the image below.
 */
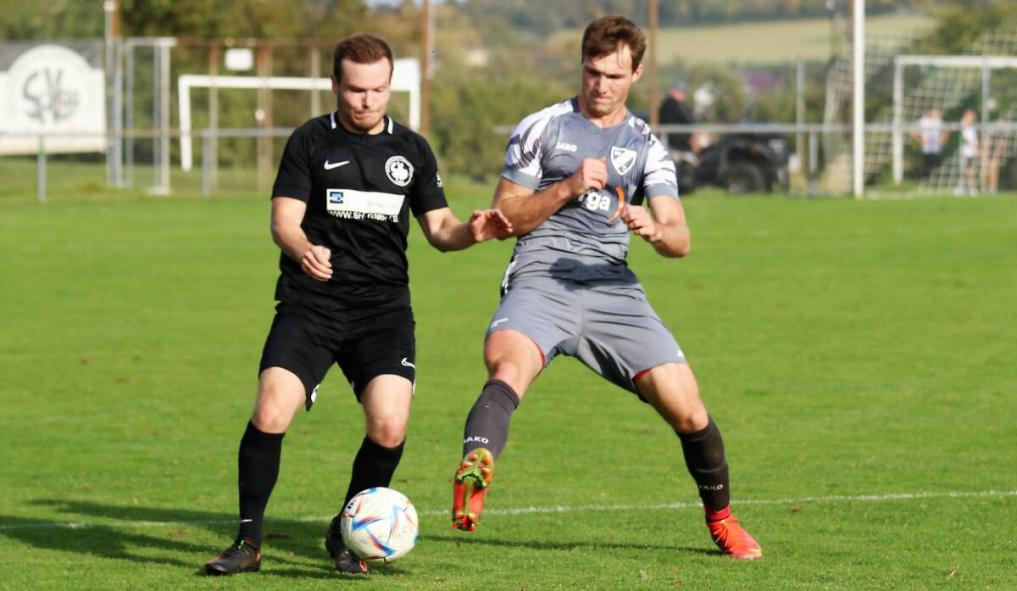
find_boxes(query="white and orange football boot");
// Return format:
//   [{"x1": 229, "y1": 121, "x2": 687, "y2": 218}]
[
  {"x1": 706, "y1": 508, "x2": 762, "y2": 560},
  {"x1": 451, "y1": 448, "x2": 494, "y2": 531}
]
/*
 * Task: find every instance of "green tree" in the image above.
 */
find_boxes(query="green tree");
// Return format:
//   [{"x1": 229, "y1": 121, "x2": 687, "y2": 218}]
[
  {"x1": 116, "y1": 0, "x2": 366, "y2": 38},
  {"x1": 684, "y1": 62, "x2": 746, "y2": 122},
  {"x1": 914, "y1": 0, "x2": 1017, "y2": 55},
  {"x1": 0, "y1": 0, "x2": 102, "y2": 39},
  {"x1": 429, "y1": 51, "x2": 571, "y2": 180},
  {"x1": 0, "y1": 0, "x2": 369, "y2": 40}
]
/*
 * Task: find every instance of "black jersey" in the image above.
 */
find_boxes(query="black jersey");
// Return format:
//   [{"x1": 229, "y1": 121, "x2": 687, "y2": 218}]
[{"x1": 271, "y1": 112, "x2": 448, "y2": 311}]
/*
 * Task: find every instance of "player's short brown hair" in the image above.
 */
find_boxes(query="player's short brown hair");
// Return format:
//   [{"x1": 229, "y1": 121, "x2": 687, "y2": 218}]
[
  {"x1": 332, "y1": 34, "x2": 393, "y2": 81},
  {"x1": 581, "y1": 15, "x2": 646, "y2": 71}
]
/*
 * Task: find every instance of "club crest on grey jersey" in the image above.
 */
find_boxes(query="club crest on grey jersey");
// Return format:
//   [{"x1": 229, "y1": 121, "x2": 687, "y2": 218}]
[
  {"x1": 610, "y1": 146, "x2": 637, "y2": 175},
  {"x1": 501, "y1": 98, "x2": 679, "y2": 275}
]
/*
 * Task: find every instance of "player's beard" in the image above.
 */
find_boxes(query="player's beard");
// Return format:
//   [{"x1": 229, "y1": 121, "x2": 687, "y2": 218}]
[
  {"x1": 340, "y1": 107, "x2": 385, "y2": 134},
  {"x1": 587, "y1": 100, "x2": 613, "y2": 118},
  {"x1": 584, "y1": 90, "x2": 625, "y2": 120}
]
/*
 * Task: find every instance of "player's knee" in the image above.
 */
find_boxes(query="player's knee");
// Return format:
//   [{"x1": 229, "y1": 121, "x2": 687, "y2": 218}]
[
  {"x1": 671, "y1": 408, "x2": 709, "y2": 434},
  {"x1": 485, "y1": 342, "x2": 540, "y2": 391},
  {"x1": 251, "y1": 375, "x2": 304, "y2": 432},
  {"x1": 487, "y1": 359, "x2": 520, "y2": 383},
  {"x1": 366, "y1": 416, "x2": 408, "y2": 448},
  {"x1": 250, "y1": 404, "x2": 291, "y2": 433},
  {"x1": 486, "y1": 362, "x2": 537, "y2": 400}
]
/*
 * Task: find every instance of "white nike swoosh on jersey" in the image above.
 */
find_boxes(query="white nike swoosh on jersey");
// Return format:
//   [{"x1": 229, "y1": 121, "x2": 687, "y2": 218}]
[
  {"x1": 401, "y1": 357, "x2": 416, "y2": 368},
  {"x1": 324, "y1": 160, "x2": 350, "y2": 170}
]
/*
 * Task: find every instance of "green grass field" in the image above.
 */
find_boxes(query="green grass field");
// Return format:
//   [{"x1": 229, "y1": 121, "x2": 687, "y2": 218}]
[{"x1": 1, "y1": 184, "x2": 1015, "y2": 590}]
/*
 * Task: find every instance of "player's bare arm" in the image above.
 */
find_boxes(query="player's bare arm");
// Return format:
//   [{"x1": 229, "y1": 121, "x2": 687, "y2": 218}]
[
  {"x1": 270, "y1": 196, "x2": 332, "y2": 281},
  {"x1": 620, "y1": 195, "x2": 691, "y2": 258},
  {"x1": 494, "y1": 158, "x2": 608, "y2": 235},
  {"x1": 417, "y1": 207, "x2": 513, "y2": 252}
]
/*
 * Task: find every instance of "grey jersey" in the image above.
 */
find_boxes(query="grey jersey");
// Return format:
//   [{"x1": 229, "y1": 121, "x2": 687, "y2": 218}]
[{"x1": 502, "y1": 98, "x2": 679, "y2": 282}]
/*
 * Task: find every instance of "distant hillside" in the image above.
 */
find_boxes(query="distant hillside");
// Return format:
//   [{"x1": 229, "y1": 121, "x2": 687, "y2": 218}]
[
  {"x1": 458, "y1": 0, "x2": 939, "y2": 35},
  {"x1": 550, "y1": 14, "x2": 934, "y2": 65}
]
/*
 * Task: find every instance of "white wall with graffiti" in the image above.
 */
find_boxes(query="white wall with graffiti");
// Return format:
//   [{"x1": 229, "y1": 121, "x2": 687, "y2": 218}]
[{"x1": 0, "y1": 42, "x2": 106, "y2": 155}]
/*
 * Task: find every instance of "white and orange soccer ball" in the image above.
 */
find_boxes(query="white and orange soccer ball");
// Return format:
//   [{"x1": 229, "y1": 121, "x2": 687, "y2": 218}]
[{"x1": 340, "y1": 487, "x2": 419, "y2": 566}]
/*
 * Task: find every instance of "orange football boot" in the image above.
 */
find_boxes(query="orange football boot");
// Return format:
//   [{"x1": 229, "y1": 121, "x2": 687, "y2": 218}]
[
  {"x1": 707, "y1": 511, "x2": 762, "y2": 560},
  {"x1": 451, "y1": 448, "x2": 494, "y2": 531}
]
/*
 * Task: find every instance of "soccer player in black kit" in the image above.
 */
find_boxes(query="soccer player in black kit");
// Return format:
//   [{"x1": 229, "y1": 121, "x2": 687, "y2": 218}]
[{"x1": 204, "y1": 34, "x2": 511, "y2": 576}]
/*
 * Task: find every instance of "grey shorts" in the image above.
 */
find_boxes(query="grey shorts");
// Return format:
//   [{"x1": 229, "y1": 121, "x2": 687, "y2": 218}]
[{"x1": 487, "y1": 273, "x2": 686, "y2": 394}]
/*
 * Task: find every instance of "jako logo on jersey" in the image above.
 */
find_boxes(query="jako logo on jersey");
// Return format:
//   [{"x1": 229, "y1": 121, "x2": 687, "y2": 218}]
[
  {"x1": 610, "y1": 146, "x2": 637, "y2": 175},
  {"x1": 385, "y1": 155, "x2": 414, "y2": 186},
  {"x1": 463, "y1": 436, "x2": 489, "y2": 445},
  {"x1": 555, "y1": 141, "x2": 578, "y2": 153}
]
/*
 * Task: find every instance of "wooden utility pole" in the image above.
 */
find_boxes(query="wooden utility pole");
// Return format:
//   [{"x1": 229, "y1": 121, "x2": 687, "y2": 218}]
[
  {"x1": 648, "y1": 0, "x2": 660, "y2": 128},
  {"x1": 851, "y1": 0, "x2": 865, "y2": 198},
  {"x1": 257, "y1": 42, "x2": 274, "y2": 192},
  {"x1": 104, "y1": 0, "x2": 122, "y2": 187},
  {"x1": 420, "y1": 0, "x2": 431, "y2": 136}
]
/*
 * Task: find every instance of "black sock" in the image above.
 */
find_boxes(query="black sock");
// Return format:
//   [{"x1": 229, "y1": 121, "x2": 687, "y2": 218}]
[
  {"x1": 342, "y1": 436, "x2": 405, "y2": 508},
  {"x1": 462, "y1": 379, "x2": 520, "y2": 460},
  {"x1": 237, "y1": 421, "x2": 285, "y2": 545},
  {"x1": 676, "y1": 417, "x2": 731, "y2": 515}
]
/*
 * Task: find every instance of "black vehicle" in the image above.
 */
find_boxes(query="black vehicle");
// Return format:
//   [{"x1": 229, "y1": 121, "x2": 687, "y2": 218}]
[{"x1": 673, "y1": 134, "x2": 791, "y2": 195}]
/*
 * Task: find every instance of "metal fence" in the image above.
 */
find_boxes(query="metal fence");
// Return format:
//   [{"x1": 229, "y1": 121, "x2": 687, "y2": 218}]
[{"x1": 4, "y1": 119, "x2": 1017, "y2": 204}]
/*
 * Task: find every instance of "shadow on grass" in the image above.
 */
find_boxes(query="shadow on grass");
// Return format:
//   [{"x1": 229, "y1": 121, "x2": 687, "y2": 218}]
[
  {"x1": 422, "y1": 532, "x2": 719, "y2": 557},
  {"x1": 0, "y1": 499, "x2": 419, "y2": 579},
  {"x1": 1, "y1": 498, "x2": 720, "y2": 576}
]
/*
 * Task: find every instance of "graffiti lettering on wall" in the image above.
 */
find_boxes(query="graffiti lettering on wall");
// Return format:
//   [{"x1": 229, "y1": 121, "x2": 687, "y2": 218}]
[
  {"x1": 22, "y1": 68, "x2": 82, "y2": 124},
  {"x1": 0, "y1": 43, "x2": 105, "y2": 154}
]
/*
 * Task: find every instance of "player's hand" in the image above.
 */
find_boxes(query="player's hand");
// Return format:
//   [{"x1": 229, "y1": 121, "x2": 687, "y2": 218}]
[
  {"x1": 565, "y1": 158, "x2": 608, "y2": 197},
  {"x1": 468, "y1": 209, "x2": 514, "y2": 242},
  {"x1": 620, "y1": 204, "x2": 662, "y2": 243},
  {"x1": 301, "y1": 245, "x2": 332, "y2": 281}
]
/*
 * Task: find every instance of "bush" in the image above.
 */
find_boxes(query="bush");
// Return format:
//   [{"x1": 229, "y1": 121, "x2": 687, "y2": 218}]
[{"x1": 429, "y1": 53, "x2": 571, "y2": 180}]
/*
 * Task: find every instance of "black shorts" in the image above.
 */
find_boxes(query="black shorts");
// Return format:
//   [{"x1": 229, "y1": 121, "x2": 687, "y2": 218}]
[{"x1": 258, "y1": 302, "x2": 415, "y2": 409}]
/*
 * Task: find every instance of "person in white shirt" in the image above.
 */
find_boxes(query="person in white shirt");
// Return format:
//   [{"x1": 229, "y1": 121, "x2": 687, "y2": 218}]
[
  {"x1": 956, "y1": 109, "x2": 979, "y2": 196},
  {"x1": 911, "y1": 107, "x2": 949, "y2": 179},
  {"x1": 987, "y1": 115, "x2": 1010, "y2": 194}
]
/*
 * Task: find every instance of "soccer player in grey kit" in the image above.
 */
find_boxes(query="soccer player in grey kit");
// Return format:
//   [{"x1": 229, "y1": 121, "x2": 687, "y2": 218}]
[{"x1": 450, "y1": 15, "x2": 761, "y2": 559}]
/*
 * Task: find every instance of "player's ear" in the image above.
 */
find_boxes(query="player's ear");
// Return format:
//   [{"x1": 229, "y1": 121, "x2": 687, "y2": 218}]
[
  {"x1": 331, "y1": 75, "x2": 340, "y2": 95},
  {"x1": 632, "y1": 64, "x2": 644, "y2": 82}
]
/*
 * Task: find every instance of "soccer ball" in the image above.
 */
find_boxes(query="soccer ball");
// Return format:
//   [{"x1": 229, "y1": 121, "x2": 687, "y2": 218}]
[{"x1": 340, "y1": 487, "x2": 419, "y2": 566}]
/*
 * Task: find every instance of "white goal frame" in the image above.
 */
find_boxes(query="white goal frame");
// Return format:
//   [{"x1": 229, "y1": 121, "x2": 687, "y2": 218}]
[
  {"x1": 892, "y1": 54, "x2": 1017, "y2": 184},
  {"x1": 178, "y1": 58, "x2": 421, "y2": 171}
]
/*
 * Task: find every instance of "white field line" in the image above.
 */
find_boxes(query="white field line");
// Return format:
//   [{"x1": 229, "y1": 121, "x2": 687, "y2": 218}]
[{"x1": 1, "y1": 489, "x2": 1014, "y2": 532}]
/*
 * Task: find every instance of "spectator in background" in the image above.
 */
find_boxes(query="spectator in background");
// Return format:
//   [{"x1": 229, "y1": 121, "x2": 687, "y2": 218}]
[
  {"x1": 987, "y1": 114, "x2": 1010, "y2": 194},
  {"x1": 956, "y1": 109, "x2": 979, "y2": 196},
  {"x1": 911, "y1": 107, "x2": 949, "y2": 179},
  {"x1": 659, "y1": 80, "x2": 696, "y2": 152}
]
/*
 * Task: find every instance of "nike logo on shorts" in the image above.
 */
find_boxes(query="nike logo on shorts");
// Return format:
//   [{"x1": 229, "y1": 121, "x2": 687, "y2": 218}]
[
  {"x1": 324, "y1": 160, "x2": 350, "y2": 170},
  {"x1": 401, "y1": 357, "x2": 415, "y2": 369}
]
